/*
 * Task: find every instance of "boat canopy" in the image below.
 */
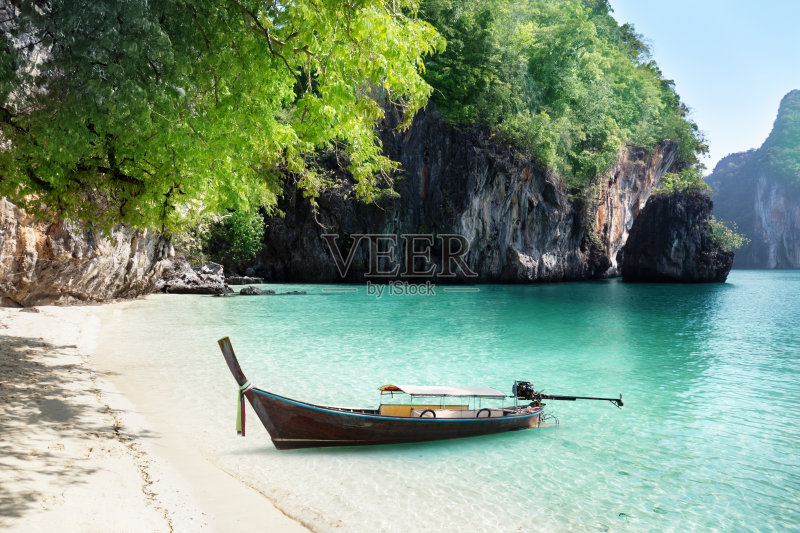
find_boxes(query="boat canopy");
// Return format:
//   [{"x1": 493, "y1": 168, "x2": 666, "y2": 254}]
[{"x1": 379, "y1": 384, "x2": 506, "y2": 398}]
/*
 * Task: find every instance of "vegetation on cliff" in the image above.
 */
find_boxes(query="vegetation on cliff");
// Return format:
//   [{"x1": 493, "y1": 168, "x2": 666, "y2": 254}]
[
  {"x1": 760, "y1": 90, "x2": 800, "y2": 185},
  {"x1": 420, "y1": 0, "x2": 706, "y2": 186},
  {"x1": 707, "y1": 216, "x2": 748, "y2": 254},
  {"x1": 653, "y1": 168, "x2": 710, "y2": 196}
]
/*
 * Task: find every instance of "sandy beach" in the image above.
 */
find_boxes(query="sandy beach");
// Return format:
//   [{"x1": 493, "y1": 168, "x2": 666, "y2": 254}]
[{"x1": 0, "y1": 303, "x2": 307, "y2": 532}]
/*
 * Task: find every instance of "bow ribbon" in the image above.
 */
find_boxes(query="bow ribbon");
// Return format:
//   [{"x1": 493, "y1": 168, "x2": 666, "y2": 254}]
[{"x1": 236, "y1": 381, "x2": 254, "y2": 436}]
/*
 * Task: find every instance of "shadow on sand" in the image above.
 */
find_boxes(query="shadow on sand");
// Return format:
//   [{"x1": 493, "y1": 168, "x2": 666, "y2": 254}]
[{"x1": 0, "y1": 334, "x2": 155, "y2": 524}]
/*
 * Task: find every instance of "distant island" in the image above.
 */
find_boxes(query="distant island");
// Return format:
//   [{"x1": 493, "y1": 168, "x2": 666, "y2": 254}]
[{"x1": 707, "y1": 90, "x2": 800, "y2": 268}]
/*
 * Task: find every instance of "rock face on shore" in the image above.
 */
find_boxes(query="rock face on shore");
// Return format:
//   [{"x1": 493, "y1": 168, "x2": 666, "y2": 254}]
[
  {"x1": 622, "y1": 192, "x2": 733, "y2": 282},
  {"x1": 255, "y1": 108, "x2": 678, "y2": 282},
  {"x1": 154, "y1": 260, "x2": 231, "y2": 295},
  {"x1": 707, "y1": 90, "x2": 800, "y2": 268},
  {"x1": 0, "y1": 198, "x2": 172, "y2": 306}
]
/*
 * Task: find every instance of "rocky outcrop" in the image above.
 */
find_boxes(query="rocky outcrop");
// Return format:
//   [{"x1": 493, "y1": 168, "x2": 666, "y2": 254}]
[
  {"x1": 227, "y1": 276, "x2": 265, "y2": 285},
  {"x1": 707, "y1": 90, "x2": 800, "y2": 268},
  {"x1": 255, "y1": 108, "x2": 678, "y2": 282},
  {"x1": 0, "y1": 198, "x2": 172, "y2": 307},
  {"x1": 154, "y1": 260, "x2": 231, "y2": 295},
  {"x1": 238, "y1": 285, "x2": 274, "y2": 295},
  {"x1": 622, "y1": 192, "x2": 733, "y2": 282},
  {"x1": 592, "y1": 145, "x2": 678, "y2": 274}
]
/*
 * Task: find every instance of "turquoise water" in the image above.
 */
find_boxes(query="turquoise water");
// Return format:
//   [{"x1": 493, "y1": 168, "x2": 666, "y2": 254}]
[{"x1": 98, "y1": 271, "x2": 800, "y2": 532}]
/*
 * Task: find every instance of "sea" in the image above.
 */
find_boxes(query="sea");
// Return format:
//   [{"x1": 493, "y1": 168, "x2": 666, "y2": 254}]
[{"x1": 96, "y1": 270, "x2": 800, "y2": 532}]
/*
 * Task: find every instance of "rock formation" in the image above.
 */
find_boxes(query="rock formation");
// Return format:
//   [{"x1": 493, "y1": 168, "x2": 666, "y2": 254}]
[
  {"x1": 255, "y1": 108, "x2": 678, "y2": 282},
  {"x1": 154, "y1": 260, "x2": 231, "y2": 295},
  {"x1": 0, "y1": 198, "x2": 171, "y2": 306},
  {"x1": 707, "y1": 90, "x2": 800, "y2": 268},
  {"x1": 622, "y1": 192, "x2": 733, "y2": 282},
  {"x1": 238, "y1": 285, "x2": 275, "y2": 295}
]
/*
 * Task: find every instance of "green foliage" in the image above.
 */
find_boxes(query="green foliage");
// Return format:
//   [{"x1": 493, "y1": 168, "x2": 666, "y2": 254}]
[
  {"x1": 761, "y1": 90, "x2": 800, "y2": 185},
  {"x1": 203, "y1": 210, "x2": 266, "y2": 272},
  {"x1": 708, "y1": 217, "x2": 748, "y2": 253},
  {"x1": 419, "y1": 0, "x2": 706, "y2": 186},
  {"x1": 653, "y1": 168, "x2": 710, "y2": 195},
  {"x1": 170, "y1": 219, "x2": 213, "y2": 267},
  {"x1": 0, "y1": 0, "x2": 443, "y2": 231}
]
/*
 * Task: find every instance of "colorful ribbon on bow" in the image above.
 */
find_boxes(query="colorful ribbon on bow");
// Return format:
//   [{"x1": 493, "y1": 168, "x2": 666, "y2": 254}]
[{"x1": 236, "y1": 381, "x2": 254, "y2": 436}]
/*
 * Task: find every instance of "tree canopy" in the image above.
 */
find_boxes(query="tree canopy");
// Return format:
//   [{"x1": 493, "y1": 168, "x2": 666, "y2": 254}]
[
  {"x1": 1, "y1": 0, "x2": 710, "y2": 232},
  {"x1": 419, "y1": 0, "x2": 706, "y2": 186},
  {"x1": 0, "y1": 0, "x2": 442, "y2": 230}
]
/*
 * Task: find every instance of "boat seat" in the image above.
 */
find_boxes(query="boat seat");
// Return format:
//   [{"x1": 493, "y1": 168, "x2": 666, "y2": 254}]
[
  {"x1": 379, "y1": 404, "x2": 413, "y2": 417},
  {"x1": 379, "y1": 404, "x2": 469, "y2": 417}
]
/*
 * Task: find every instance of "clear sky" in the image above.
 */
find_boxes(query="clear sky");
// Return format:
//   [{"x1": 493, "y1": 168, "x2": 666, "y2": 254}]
[{"x1": 609, "y1": 0, "x2": 800, "y2": 172}]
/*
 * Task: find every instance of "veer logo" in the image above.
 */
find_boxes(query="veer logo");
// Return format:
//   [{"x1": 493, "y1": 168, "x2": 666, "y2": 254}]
[{"x1": 322, "y1": 234, "x2": 478, "y2": 279}]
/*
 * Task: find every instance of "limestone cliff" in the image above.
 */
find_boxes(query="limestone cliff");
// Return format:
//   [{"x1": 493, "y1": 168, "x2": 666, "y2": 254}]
[
  {"x1": 0, "y1": 198, "x2": 171, "y2": 306},
  {"x1": 256, "y1": 108, "x2": 678, "y2": 282},
  {"x1": 622, "y1": 192, "x2": 733, "y2": 283},
  {"x1": 707, "y1": 90, "x2": 800, "y2": 268}
]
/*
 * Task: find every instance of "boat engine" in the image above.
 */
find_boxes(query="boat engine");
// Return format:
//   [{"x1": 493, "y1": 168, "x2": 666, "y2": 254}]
[{"x1": 514, "y1": 381, "x2": 535, "y2": 400}]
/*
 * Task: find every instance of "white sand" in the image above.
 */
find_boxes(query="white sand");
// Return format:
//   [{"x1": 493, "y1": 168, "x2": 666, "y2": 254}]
[{"x1": 0, "y1": 304, "x2": 307, "y2": 532}]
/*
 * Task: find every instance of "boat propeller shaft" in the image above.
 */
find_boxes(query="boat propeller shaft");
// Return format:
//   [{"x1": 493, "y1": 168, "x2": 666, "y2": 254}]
[
  {"x1": 514, "y1": 381, "x2": 623, "y2": 408},
  {"x1": 536, "y1": 393, "x2": 623, "y2": 408}
]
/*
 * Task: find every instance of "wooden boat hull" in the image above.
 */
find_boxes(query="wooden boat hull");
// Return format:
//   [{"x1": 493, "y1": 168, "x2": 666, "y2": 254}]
[
  {"x1": 245, "y1": 388, "x2": 543, "y2": 450},
  {"x1": 219, "y1": 336, "x2": 543, "y2": 450}
]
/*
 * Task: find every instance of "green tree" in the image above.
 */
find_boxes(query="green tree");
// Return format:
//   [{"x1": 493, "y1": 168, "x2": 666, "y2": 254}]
[
  {"x1": 203, "y1": 210, "x2": 266, "y2": 273},
  {"x1": 0, "y1": 0, "x2": 443, "y2": 231}
]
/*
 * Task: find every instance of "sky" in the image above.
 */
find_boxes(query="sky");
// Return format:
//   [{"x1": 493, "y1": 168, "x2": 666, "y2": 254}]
[{"x1": 608, "y1": 0, "x2": 800, "y2": 173}]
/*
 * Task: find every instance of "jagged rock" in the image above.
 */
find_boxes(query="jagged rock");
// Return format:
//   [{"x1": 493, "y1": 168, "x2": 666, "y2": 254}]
[
  {"x1": 255, "y1": 108, "x2": 677, "y2": 282},
  {"x1": 238, "y1": 286, "x2": 275, "y2": 295},
  {"x1": 282, "y1": 290, "x2": 306, "y2": 295},
  {"x1": 0, "y1": 198, "x2": 171, "y2": 306},
  {"x1": 622, "y1": 192, "x2": 733, "y2": 282},
  {"x1": 227, "y1": 276, "x2": 265, "y2": 285},
  {"x1": 199, "y1": 262, "x2": 223, "y2": 276},
  {"x1": 155, "y1": 259, "x2": 230, "y2": 294},
  {"x1": 238, "y1": 285, "x2": 261, "y2": 295}
]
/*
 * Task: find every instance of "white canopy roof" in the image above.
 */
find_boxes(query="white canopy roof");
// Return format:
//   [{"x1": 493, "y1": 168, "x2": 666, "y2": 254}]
[{"x1": 381, "y1": 385, "x2": 506, "y2": 398}]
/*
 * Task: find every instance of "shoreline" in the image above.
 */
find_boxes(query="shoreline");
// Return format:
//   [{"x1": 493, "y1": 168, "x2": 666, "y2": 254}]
[{"x1": 0, "y1": 303, "x2": 308, "y2": 532}]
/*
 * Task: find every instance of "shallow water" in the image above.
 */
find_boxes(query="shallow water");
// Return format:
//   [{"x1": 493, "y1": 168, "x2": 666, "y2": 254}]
[{"x1": 97, "y1": 271, "x2": 800, "y2": 532}]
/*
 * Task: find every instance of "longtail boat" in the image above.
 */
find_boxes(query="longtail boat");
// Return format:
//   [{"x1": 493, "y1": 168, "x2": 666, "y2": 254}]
[{"x1": 219, "y1": 337, "x2": 623, "y2": 450}]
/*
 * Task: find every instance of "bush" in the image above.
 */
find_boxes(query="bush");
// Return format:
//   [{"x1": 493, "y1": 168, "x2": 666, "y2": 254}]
[
  {"x1": 708, "y1": 217, "x2": 749, "y2": 253},
  {"x1": 653, "y1": 168, "x2": 711, "y2": 195},
  {"x1": 202, "y1": 210, "x2": 266, "y2": 273}
]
